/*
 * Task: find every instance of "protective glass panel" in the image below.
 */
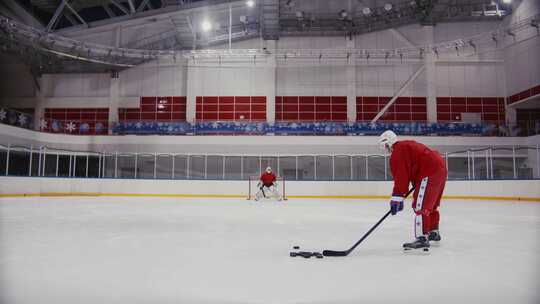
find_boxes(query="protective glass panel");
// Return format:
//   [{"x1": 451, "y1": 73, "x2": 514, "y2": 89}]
[
  {"x1": 0, "y1": 149, "x2": 7, "y2": 175},
  {"x1": 117, "y1": 155, "x2": 136, "y2": 178},
  {"x1": 44, "y1": 154, "x2": 58, "y2": 177},
  {"x1": 30, "y1": 151, "x2": 40, "y2": 176},
  {"x1": 515, "y1": 156, "x2": 532, "y2": 179},
  {"x1": 74, "y1": 155, "x2": 88, "y2": 177},
  {"x1": 173, "y1": 155, "x2": 188, "y2": 179},
  {"x1": 102, "y1": 154, "x2": 115, "y2": 178},
  {"x1": 156, "y1": 155, "x2": 173, "y2": 179},
  {"x1": 189, "y1": 155, "x2": 205, "y2": 179},
  {"x1": 334, "y1": 155, "x2": 352, "y2": 180},
  {"x1": 471, "y1": 151, "x2": 488, "y2": 180},
  {"x1": 315, "y1": 155, "x2": 332, "y2": 181},
  {"x1": 7, "y1": 149, "x2": 30, "y2": 176},
  {"x1": 57, "y1": 155, "x2": 70, "y2": 177},
  {"x1": 447, "y1": 153, "x2": 468, "y2": 180},
  {"x1": 207, "y1": 155, "x2": 224, "y2": 180},
  {"x1": 279, "y1": 156, "x2": 297, "y2": 180},
  {"x1": 352, "y1": 155, "x2": 367, "y2": 180},
  {"x1": 492, "y1": 157, "x2": 514, "y2": 179},
  {"x1": 243, "y1": 156, "x2": 260, "y2": 179},
  {"x1": 137, "y1": 154, "x2": 155, "y2": 179},
  {"x1": 297, "y1": 156, "x2": 315, "y2": 180},
  {"x1": 516, "y1": 147, "x2": 534, "y2": 179},
  {"x1": 224, "y1": 156, "x2": 242, "y2": 179},
  {"x1": 87, "y1": 156, "x2": 100, "y2": 178},
  {"x1": 386, "y1": 156, "x2": 393, "y2": 180},
  {"x1": 367, "y1": 155, "x2": 385, "y2": 180}
]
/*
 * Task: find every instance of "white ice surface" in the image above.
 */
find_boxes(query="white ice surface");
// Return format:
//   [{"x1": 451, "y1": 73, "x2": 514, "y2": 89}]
[{"x1": 0, "y1": 197, "x2": 539, "y2": 304}]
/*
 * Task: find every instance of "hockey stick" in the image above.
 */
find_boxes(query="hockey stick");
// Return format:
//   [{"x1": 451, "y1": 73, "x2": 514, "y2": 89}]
[{"x1": 322, "y1": 187, "x2": 415, "y2": 257}]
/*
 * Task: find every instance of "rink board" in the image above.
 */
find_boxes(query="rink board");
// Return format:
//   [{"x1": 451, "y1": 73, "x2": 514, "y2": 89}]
[{"x1": 1, "y1": 176, "x2": 540, "y2": 201}]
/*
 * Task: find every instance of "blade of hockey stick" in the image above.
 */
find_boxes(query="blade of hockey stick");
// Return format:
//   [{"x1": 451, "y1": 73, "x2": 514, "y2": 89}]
[
  {"x1": 322, "y1": 210, "x2": 392, "y2": 257},
  {"x1": 321, "y1": 249, "x2": 348, "y2": 256},
  {"x1": 322, "y1": 187, "x2": 415, "y2": 257}
]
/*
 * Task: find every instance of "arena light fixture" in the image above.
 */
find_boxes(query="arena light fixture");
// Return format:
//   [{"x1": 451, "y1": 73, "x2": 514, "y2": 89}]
[
  {"x1": 285, "y1": 0, "x2": 295, "y2": 7},
  {"x1": 339, "y1": 9, "x2": 348, "y2": 20},
  {"x1": 502, "y1": 0, "x2": 511, "y2": 4},
  {"x1": 246, "y1": 0, "x2": 255, "y2": 7},
  {"x1": 201, "y1": 20, "x2": 212, "y2": 32},
  {"x1": 362, "y1": 7, "x2": 371, "y2": 15}
]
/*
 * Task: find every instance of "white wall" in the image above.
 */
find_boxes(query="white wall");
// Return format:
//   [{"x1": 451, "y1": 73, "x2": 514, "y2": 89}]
[
  {"x1": 435, "y1": 63, "x2": 506, "y2": 97},
  {"x1": 43, "y1": 73, "x2": 110, "y2": 98},
  {"x1": 1, "y1": 177, "x2": 539, "y2": 200},
  {"x1": 189, "y1": 60, "x2": 274, "y2": 96},
  {"x1": 119, "y1": 59, "x2": 187, "y2": 100},
  {"x1": 504, "y1": 0, "x2": 540, "y2": 96}
]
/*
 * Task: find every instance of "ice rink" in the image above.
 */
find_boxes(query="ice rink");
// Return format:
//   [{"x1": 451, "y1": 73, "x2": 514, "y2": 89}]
[{"x1": 0, "y1": 196, "x2": 539, "y2": 304}]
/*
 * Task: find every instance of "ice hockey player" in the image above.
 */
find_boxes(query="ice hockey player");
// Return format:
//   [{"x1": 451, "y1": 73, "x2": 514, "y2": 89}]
[
  {"x1": 379, "y1": 130, "x2": 447, "y2": 251},
  {"x1": 255, "y1": 167, "x2": 283, "y2": 201}
]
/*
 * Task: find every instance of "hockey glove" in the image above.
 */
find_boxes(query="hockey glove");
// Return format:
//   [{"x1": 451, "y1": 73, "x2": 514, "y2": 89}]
[{"x1": 389, "y1": 197, "x2": 404, "y2": 215}]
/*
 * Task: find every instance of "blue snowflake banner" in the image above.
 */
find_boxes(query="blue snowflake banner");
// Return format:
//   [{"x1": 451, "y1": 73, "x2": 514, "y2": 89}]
[
  {"x1": 0, "y1": 107, "x2": 34, "y2": 130},
  {"x1": 112, "y1": 121, "x2": 500, "y2": 136}
]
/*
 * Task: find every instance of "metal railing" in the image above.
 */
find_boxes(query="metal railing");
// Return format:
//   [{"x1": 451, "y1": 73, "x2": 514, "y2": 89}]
[{"x1": 1, "y1": 143, "x2": 538, "y2": 181}]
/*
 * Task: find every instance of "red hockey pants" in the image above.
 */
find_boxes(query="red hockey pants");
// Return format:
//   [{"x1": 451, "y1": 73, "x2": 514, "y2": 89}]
[{"x1": 412, "y1": 170, "x2": 446, "y2": 237}]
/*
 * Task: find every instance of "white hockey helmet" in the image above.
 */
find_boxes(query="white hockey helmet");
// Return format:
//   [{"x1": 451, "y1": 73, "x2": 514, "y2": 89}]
[
  {"x1": 379, "y1": 130, "x2": 398, "y2": 151},
  {"x1": 266, "y1": 166, "x2": 272, "y2": 173}
]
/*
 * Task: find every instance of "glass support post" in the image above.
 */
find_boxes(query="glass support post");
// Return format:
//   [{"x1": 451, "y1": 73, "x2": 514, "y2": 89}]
[
  {"x1": 332, "y1": 155, "x2": 335, "y2": 181},
  {"x1": 98, "y1": 153, "x2": 102, "y2": 178},
  {"x1": 69, "y1": 155, "x2": 73, "y2": 177},
  {"x1": 42, "y1": 147, "x2": 47, "y2": 176},
  {"x1": 134, "y1": 153, "x2": 138, "y2": 179},
  {"x1": 55, "y1": 154, "x2": 59, "y2": 177},
  {"x1": 489, "y1": 148, "x2": 494, "y2": 179},
  {"x1": 171, "y1": 154, "x2": 175, "y2": 179},
  {"x1": 5, "y1": 143, "x2": 10, "y2": 176},
  {"x1": 485, "y1": 150, "x2": 489, "y2": 179},
  {"x1": 29, "y1": 145, "x2": 33, "y2": 176},
  {"x1": 467, "y1": 150, "x2": 471, "y2": 180},
  {"x1": 114, "y1": 152, "x2": 118, "y2": 178},
  {"x1": 512, "y1": 146, "x2": 516, "y2": 179},
  {"x1": 295, "y1": 156, "x2": 298, "y2": 181},
  {"x1": 365, "y1": 153, "x2": 369, "y2": 180},
  {"x1": 154, "y1": 153, "x2": 157, "y2": 179}
]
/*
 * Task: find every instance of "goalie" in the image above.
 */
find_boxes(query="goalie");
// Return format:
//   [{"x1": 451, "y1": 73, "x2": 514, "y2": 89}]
[{"x1": 255, "y1": 167, "x2": 283, "y2": 201}]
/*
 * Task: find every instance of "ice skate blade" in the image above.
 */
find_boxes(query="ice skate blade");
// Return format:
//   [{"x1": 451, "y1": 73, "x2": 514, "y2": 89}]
[{"x1": 403, "y1": 247, "x2": 430, "y2": 255}]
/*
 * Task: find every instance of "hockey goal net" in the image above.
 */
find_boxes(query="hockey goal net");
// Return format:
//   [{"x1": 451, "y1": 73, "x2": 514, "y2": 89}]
[{"x1": 247, "y1": 176, "x2": 287, "y2": 200}]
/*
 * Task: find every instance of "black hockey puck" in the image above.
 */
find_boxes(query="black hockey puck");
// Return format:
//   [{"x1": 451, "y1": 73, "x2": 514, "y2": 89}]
[
  {"x1": 293, "y1": 246, "x2": 300, "y2": 250},
  {"x1": 423, "y1": 248, "x2": 429, "y2": 252},
  {"x1": 298, "y1": 251, "x2": 312, "y2": 258}
]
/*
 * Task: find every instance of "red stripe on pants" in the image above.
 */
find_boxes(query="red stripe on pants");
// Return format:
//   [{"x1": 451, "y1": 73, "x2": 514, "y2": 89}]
[{"x1": 412, "y1": 171, "x2": 446, "y2": 234}]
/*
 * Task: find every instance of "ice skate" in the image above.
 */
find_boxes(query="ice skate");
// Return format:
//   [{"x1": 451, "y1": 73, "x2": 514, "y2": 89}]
[
  {"x1": 403, "y1": 236, "x2": 430, "y2": 252},
  {"x1": 428, "y1": 230, "x2": 441, "y2": 246}
]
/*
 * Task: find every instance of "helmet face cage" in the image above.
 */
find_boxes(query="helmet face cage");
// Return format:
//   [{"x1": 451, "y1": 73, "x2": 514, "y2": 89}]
[{"x1": 266, "y1": 166, "x2": 272, "y2": 173}]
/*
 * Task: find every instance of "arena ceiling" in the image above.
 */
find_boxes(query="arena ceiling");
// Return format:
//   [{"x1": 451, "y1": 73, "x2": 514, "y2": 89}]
[
  {"x1": 3, "y1": 0, "x2": 512, "y2": 41},
  {"x1": 0, "y1": 0, "x2": 514, "y2": 74}
]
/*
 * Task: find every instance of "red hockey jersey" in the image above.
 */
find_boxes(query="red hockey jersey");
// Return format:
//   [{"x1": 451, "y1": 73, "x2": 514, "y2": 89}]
[
  {"x1": 390, "y1": 140, "x2": 446, "y2": 197},
  {"x1": 260, "y1": 172, "x2": 277, "y2": 186}
]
